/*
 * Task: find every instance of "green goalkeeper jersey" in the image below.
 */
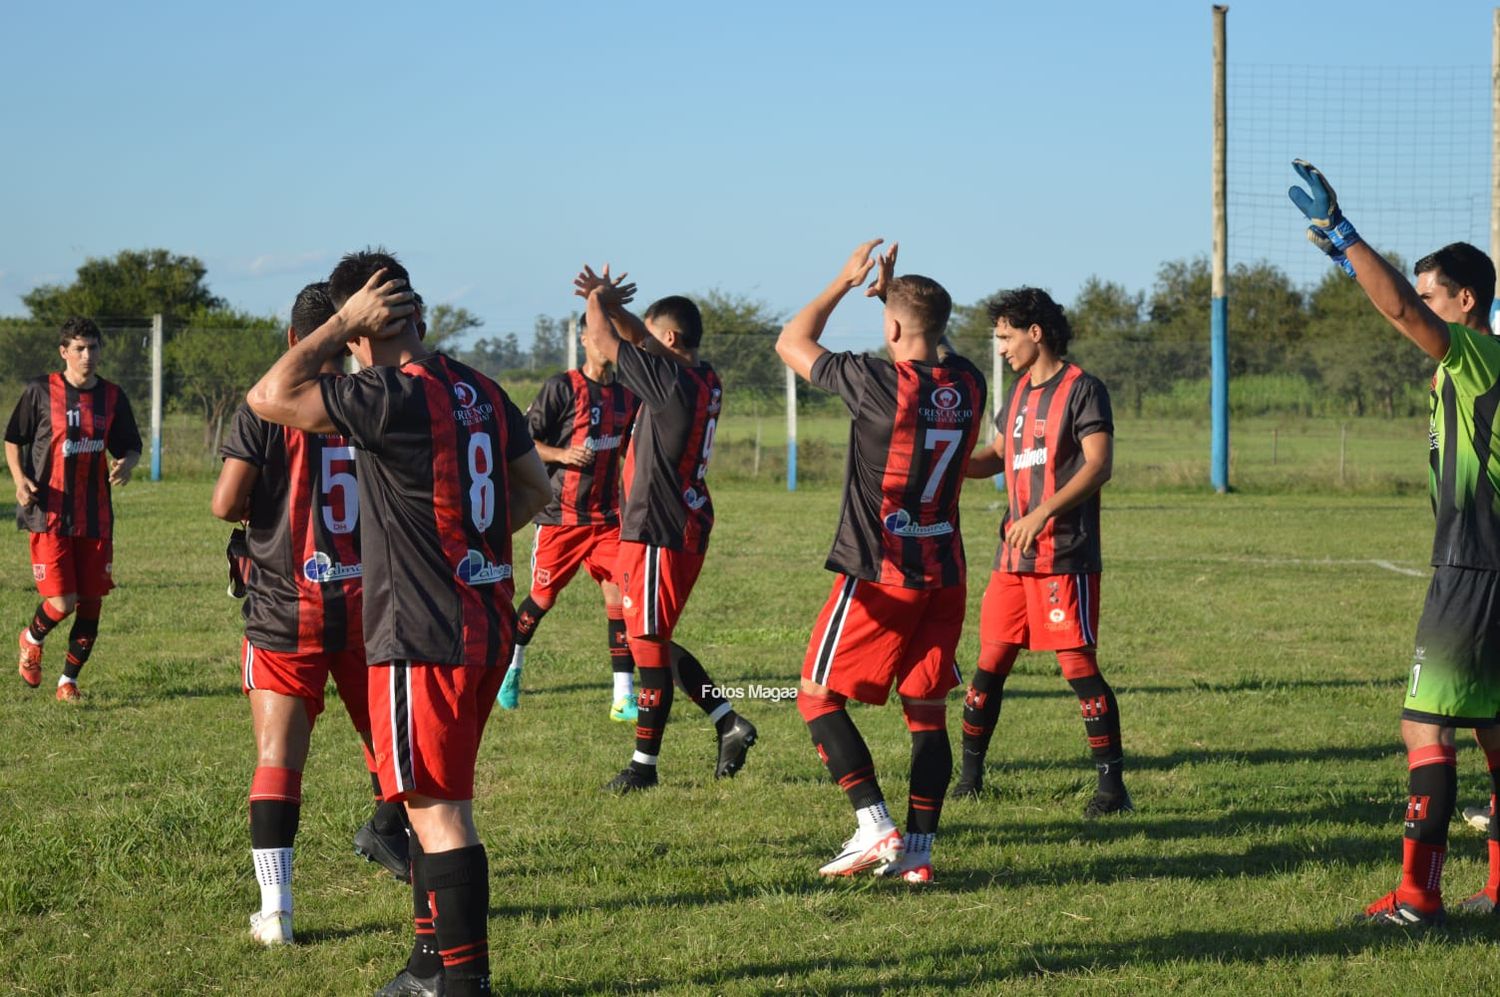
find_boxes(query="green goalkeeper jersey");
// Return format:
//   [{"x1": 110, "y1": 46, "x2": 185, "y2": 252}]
[{"x1": 1429, "y1": 321, "x2": 1500, "y2": 568}]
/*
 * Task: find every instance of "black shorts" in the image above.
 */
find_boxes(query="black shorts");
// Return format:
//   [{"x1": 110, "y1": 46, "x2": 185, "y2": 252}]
[{"x1": 1402, "y1": 566, "x2": 1500, "y2": 727}]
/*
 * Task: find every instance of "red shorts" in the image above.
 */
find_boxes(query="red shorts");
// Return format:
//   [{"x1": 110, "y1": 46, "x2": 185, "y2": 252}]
[
  {"x1": 802, "y1": 576, "x2": 967, "y2": 706},
  {"x1": 981, "y1": 570, "x2": 1100, "y2": 651},
  {"x1": 529, "y1": 523, "x2": 621, "y2": 605},
  {"x1": 30, "y1": 533, "x2": 114, "y2": 599},
  {"x1": 241, "y1": 638, "x2": 371, "y2": 736},
  {"x1": 366, "y1": 661, "x2": 506, "y2": 802},
  {"x1": 617, "y1": 541, "x2": 705, "y2": 641}
]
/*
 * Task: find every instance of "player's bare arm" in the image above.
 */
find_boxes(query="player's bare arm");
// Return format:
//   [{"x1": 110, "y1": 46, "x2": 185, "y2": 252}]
[
  {"x1": 507, "y1": 448, "x2": 551, "y2": 531},
  {"x1": 965, "y1": 439, "x2": 1004, "y2": 478},
  {"x1": 575, "y1": 265, "x2": 647, "y2": 360},
  {"x1": 211, "y1": 457, "x2": 260, "y2": 522},
  {"x1": 1005, "y1": 431, "x2": 1113, "y2": 554},
  {"x1": 776, "y1": 239, "x2": 884, "y2": 380},
  {"x1": 1289, "y1": 159, "x2": 1450, "y2": 360},
  {"x1": 108, "y1": 450, "x2": 140, "y2": 487},
  {"x1": 5, "y1": 440, "x2": 37, "y2": 509},
  {"x1": 248, "y1": 270, "x2": 414, "y2": 432},
  {"x1": 533, "y1": 441, "x2": 592, "y2": 468}
]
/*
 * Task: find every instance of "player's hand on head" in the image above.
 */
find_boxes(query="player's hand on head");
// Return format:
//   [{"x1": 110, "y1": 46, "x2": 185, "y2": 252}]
[
  {"x1": 865, "y1": 242, "x2": 899, "y2": 299},
  {"x1": 838, "y1": 239, "x2": 882, "y2": 291},
  {"x1": 340, "y1": 267, "x2": 416, "y2": 339}
]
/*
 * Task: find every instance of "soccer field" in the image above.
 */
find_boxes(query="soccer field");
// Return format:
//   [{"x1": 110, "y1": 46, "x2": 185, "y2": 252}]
[{"x1": 5, "y1": 478, "x2": 1500, "y2": 994}]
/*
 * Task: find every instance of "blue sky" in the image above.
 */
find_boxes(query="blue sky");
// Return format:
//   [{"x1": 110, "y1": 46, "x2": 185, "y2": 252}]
[{"x1": 2, "y1": 0, "x2": 1495, "y2": 351}]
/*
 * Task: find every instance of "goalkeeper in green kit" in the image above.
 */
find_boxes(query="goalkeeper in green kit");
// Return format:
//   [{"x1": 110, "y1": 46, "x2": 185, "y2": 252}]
[{"x1": 1290, "y1": 160, "x2": 1500, "y2": 926}]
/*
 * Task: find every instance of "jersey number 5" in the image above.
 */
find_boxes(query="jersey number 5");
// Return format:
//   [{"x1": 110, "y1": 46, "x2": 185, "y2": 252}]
[{"x1": 321, "y1": 447, "x2": 359, "y2": 534}]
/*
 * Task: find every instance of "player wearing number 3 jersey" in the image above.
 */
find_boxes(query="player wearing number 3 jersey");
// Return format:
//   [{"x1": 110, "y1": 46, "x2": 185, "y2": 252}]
[
  {"x1": 249, "y1": 252, "x2": 550, "y2": 997},
  {"x1": 578, "y1": 268, "x2": 758, "y2": 794},
  {"x1": 212, "y1": 282, "x2": 407, "y2": 947},
  {"x1": 779, "y1": 240, "x2": 985, "y2": 883}
]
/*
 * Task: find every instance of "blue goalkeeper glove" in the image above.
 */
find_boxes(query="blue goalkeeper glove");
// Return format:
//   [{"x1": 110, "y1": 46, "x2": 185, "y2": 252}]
[
  {"x1": 1306, "y1": 226, "x2": 1356, "y2": 278},
  {"x1": 1289, "y1": 159, "x2": 1361, "y2": 253}
]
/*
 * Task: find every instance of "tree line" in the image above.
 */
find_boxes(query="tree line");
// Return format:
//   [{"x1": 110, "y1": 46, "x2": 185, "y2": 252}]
[{"x1": 0, "y1": 248, "x2": 1430, "y2": 454}]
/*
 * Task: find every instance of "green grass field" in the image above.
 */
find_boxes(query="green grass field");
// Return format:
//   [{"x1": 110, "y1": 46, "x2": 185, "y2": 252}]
[{"x1": 6, "y1": 470, "x2": 1500, "y2": 994}]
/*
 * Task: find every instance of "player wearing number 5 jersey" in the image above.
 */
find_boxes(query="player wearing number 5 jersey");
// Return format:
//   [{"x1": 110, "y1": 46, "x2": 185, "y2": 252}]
[
  {"x1": 577, "y1": 268, "x2": 757, "y2": 794},
  {"x1": 249, "y1": 251, "x2": 550, "y2": 997},
  {"x1": 954, "y1": 288, "x2": 1130, "y2": 821},
  {"x1": 778, "y1": 241, "x2": 985, "y2": 883},
  {"x1": 212, "y1": 282, "x2": 407, "y2": 948}
]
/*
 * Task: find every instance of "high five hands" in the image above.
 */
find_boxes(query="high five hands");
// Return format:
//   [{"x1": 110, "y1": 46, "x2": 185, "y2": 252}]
[{"x1": 573, "y1": 264, "x2": 638, "y2": 307}]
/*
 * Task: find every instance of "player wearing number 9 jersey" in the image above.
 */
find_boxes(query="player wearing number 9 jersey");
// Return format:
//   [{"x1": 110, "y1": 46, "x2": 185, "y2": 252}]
[
  {"x1": 578, "y1": 270, "x2": 758, "y2": 794},
  {"x1": 249, "y1": 252, "x2": 550, "y2": 997},
  {"x1": 778, "y1": 241, "x2": 985, "y2": 883},
  {"x1": 212, "y1": 283, "x2": 408, "y2": 948}
]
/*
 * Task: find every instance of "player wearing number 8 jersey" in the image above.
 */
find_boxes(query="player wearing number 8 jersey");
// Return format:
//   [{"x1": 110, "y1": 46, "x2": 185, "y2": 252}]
[
  {"x1": 249, "y1": 252, "x2": 550, "y2": 997},
  {"x1": 212, "y1": 282, "x2": 408, "y2": 947},
  {"x1": 778, "y1": 241, "x2": 985, "y2": 883},
  {"x1": 577, "y1": 267, "x2": 757, "y2": 793},
  {"x1": 953, "y1": 287, "x2": 1130, "y2": 820}
]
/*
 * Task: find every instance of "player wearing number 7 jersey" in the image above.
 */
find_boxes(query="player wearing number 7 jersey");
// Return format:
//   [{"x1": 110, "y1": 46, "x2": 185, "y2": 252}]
[
  {"x1": 249, "y1": 252, "x2": 550, "y2": 997},
  {"x1": 213, "y1": 282, "x2": 410, "y2": 947},
  {"x1": 778, "y1": 240, "x2": 985, "y2": 883},
  {"x1": 577, "y1": 269, "x2": 758, "y2": 793}
]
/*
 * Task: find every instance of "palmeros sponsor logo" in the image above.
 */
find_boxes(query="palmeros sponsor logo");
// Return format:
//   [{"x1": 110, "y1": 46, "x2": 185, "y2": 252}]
[
  {"x1": 882, "y1": 508, "x2": 953, "y2": 538},
  {"x1": 303, "y1": 551, "x2": 363, "y2": 583},
  {"x1": 455, "y1": 548, "x2": 512, "y2": 585}
]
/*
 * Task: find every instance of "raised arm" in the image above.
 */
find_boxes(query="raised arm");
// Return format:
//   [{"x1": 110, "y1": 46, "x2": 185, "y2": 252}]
[
  {"x1": 1289, "y1": 160, "x2": 1450, "y2": 360},
  {"x1": 575, "y1": 264, "x2": 645, "y2": 364},
  {"x1": 776, "y1": 239, "x2": 888, "y2": 381},
  {"x1": 248, "y1": 270, "x2": 414, "y2": 432}
]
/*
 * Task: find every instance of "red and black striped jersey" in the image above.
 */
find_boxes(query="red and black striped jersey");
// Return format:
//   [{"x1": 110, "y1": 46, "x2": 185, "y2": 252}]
[
  {"x1": 526, "y1": 369, "x2": 639, "y2": 526},
  {"x1": 220, "y1": 403, "x2": 363, "y2": 654},
  {"x1": 5, "y1": 373, "x2": 142, "y2": 538},
  {"x1": 614, "y1": 341, "x2": 721, "y2": 554},
  {"x1": 321, "y1": 353, "x2": 533, "y2": 667},
  {"x1": 995, "y1": 363, "x2": 1113, "y2": 574},
  {"x1": 811, "y1": 351, "x2": 987, "y2": 589}
]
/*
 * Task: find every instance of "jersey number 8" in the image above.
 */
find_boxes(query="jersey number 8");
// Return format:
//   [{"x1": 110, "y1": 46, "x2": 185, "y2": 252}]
[{"x1": 468, "y1": 432, "x2": 496, "y2": 531}]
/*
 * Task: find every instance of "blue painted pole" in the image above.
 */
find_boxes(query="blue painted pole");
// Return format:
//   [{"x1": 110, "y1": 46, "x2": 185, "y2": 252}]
[
  {"x1": 1210, "y1": 296, "x2": 1229, "y2": 492},
  {"x1": 150, "y1": 314, "x2": 163, "y2": 482},
  {"x1": 785, "y1": 364, "x2": 797, "y2": 491}
]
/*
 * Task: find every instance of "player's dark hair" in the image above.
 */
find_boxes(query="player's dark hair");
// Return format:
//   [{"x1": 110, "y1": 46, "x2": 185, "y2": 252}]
[
  {"x1": 643, "y1": 295, "x2": 704, "y2": 350},
  {"x1": 886, "y1": 275, "x2": 952, "y2": 340},
  {"x1": 989, "y1": 287, "x2": 1072, "y2": 357},
  {"x1": 327, "y1": 247, "x2": 412, "y2": 308},
  {"x1": 59, "y1": 316, "x2": 102, "y2": 347},
  {"x1": 290, "y1": 282, "x2": 335, "y2": 338},
  {"x1": 1415, "y1": 242, "x2": 1495, "y2": 318}
]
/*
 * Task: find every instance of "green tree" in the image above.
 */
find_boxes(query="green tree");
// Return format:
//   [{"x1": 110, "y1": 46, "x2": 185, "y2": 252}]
[
  {"x1": 1303, "y1": 253, "x2": 1430, "y2": 417},
  {"x1": 1145, "y1": 256, "x2": 1306, "y2": 380},
  {"x1": 531, "y1": 315, "x2": 567, "y2": 370},
  {"x1": 461, "y1": 333, "x2": 526, "y2": 377},
  {"x1": 166, "y1": 308, "x2": 282, "y2": 451},
  {"x1": 1068, "y1": 277, "x2": 1153, "y2": 416},
  {"x1": 425, "y1": 303, "x2": 483, "y2": 351},
  {"x1": 694, "y1": 290, "x2": 784, "y2": 394},
  {"x1": 22, "y1": 249, "x2": 223, "y2": 326}
]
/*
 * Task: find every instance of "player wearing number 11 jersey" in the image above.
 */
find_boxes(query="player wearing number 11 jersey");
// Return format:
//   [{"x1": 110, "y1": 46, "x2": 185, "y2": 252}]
[
  {"x1": 577, "y1": 268, "x2": 757, "y2": 794},
  {"x1": 778, "y1": 240, "x2": 985, "y2": 883},
  {"x1": 249, "y1": 252, "x2": 550, "y2": 997}
]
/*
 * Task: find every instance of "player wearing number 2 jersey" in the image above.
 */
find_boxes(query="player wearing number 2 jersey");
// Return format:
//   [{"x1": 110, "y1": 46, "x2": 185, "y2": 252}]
[
  {"x1": 778, "y1": 241, "x2": 985, "y2": 884},
  {"x1": 249, "y1": 252, "x2": 550, "y2": 997},
  {"x1": 577, "y1": 267, "x2": 757, "y2": 794},
  {"x1": 954, "y1": 287, "x2": 1129, "y2": 822},
  {"x1": 212, "y1": 282, "x2": 408, "y2": 947}
]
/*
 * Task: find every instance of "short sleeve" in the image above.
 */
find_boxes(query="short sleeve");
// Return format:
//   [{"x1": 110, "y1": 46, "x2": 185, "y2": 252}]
[
  {"x1": 810, "y1": 351, "x2": 872, "y2": 416},
  {"x1": 320, "y1": 369, "x2": 392, "y2": 454},
  {"x1": 526, "y1": 376, "x2": 567, "y2": 441},
  {"x1": 503, "y1": 395, "x2": 534, "y2": 462},
  {"x1": 107, "y1": 389, "x2": 143, "y2": 457},
  {"x1": 4, "y1": 381, "x2": 40, "y2": 445},
  {"x1": 220, "y1": 402, "x2": 270, "y2": 467},
  {"x1": 1441, "y1": 323, "x2": 1500, "y2": 398},
  {"x1": 1072, "y1": 376, "x2": 1115, "y2": 440},
  {"x1": 614, "y1": 341, "x2": 680, "y2": 407}
]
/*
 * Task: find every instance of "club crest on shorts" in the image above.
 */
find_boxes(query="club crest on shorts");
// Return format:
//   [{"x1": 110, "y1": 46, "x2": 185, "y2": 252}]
[
  {"x1": 32, "y1": 564, "x2": 46, "y2": 581},
  {"x1": 534, "y1": 567, "x2": 552, "y2": 586}
]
